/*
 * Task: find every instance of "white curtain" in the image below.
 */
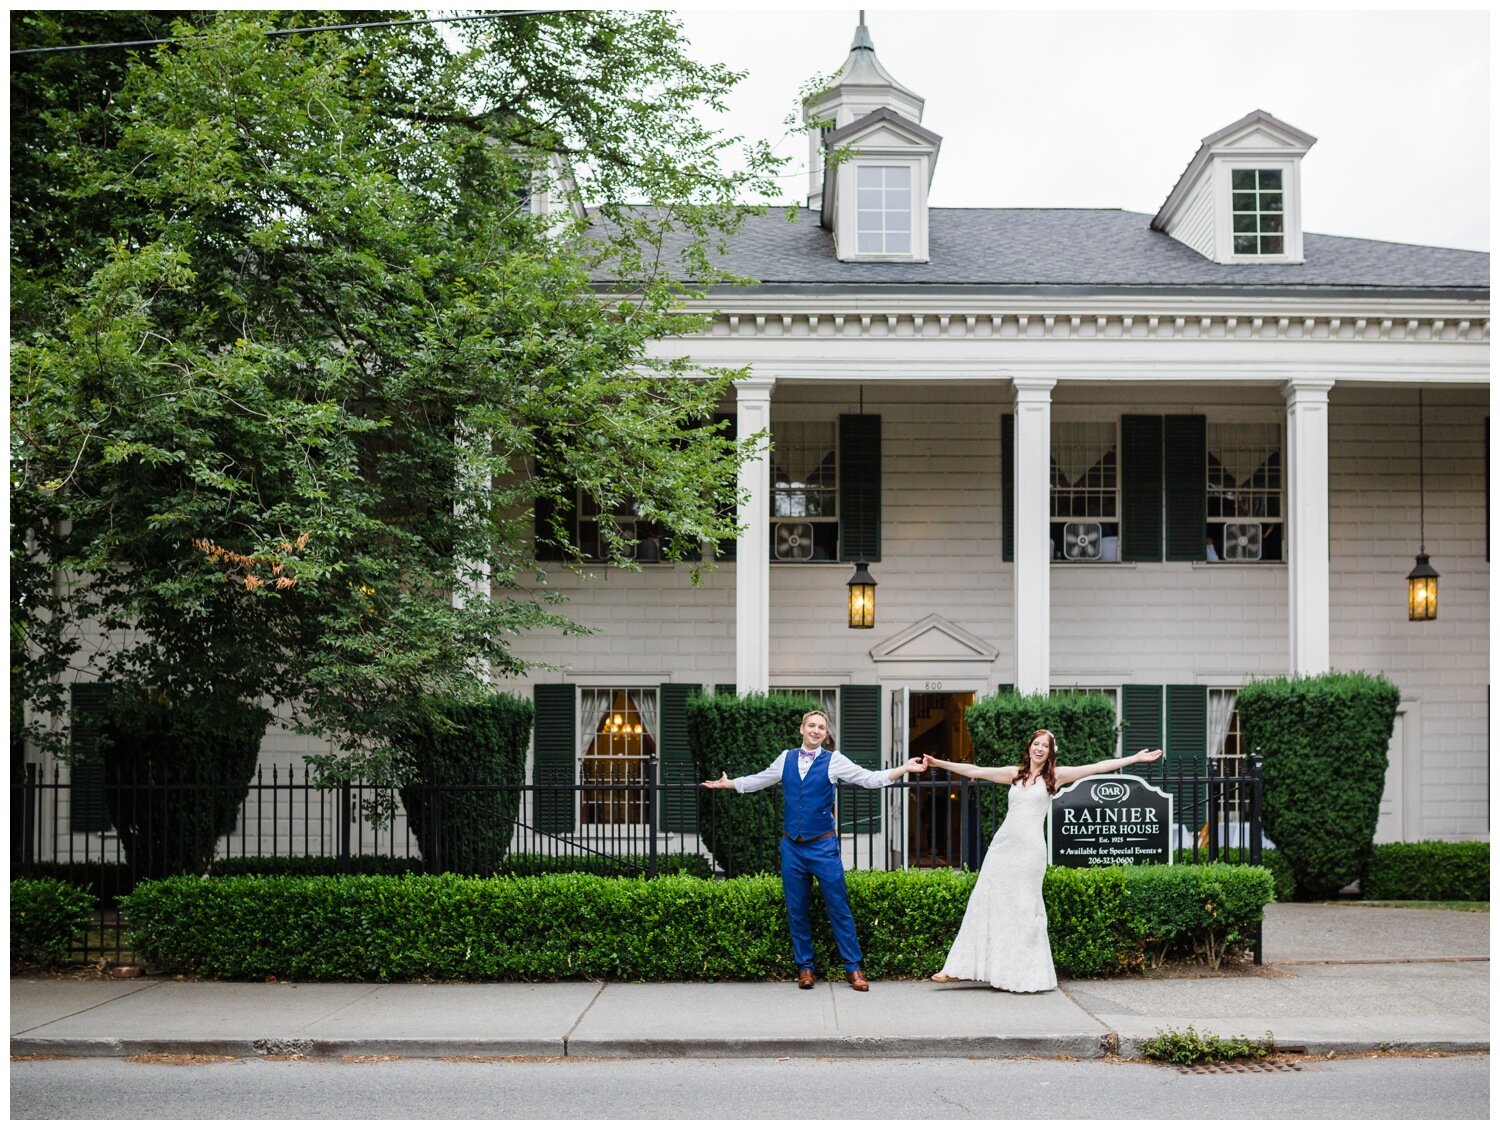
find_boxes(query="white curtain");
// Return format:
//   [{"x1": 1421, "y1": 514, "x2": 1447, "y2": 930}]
[
  {"x1": 578, "y1": 688, "x2": 613, "y2": 759},
  {"x1": 633, "y1": 689, "x2": 659, "y2": 750}
]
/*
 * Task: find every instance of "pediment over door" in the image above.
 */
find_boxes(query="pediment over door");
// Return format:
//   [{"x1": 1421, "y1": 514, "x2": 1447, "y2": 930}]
[{"x1": 870, "y1": 615, "x2": 999, "y2": 664}]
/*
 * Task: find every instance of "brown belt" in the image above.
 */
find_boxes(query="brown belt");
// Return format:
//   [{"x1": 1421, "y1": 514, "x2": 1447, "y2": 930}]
[{"x1": 783, "y1": 830, "x2": 837, "y2": 844}]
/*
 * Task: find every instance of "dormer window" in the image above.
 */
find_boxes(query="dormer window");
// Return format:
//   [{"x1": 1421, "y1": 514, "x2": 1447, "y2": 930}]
[
  {"x1": 1152, "y1": 111, "x2": 1314, "y2": 265},
  {"x1": 856, "y1": 166, "x2": 912, "y2": 255},
  {"x1": 1231, "y1": 169, "x2": 1285, "y2": 255}
]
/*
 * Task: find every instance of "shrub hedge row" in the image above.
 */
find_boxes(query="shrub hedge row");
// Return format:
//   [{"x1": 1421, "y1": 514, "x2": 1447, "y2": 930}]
[
  {"x1": 1361, "y1": 840, "x2": 1489, "y2": 902},
  {"x1": 119, "y1": 864, "x2": 1274, "y2": 982},
  {"x1": 205, "y1": 852, "x2": 714, "y2": 880},
  {"x1": 11, "y1": 878, "x2": 96, "y2": 968}
]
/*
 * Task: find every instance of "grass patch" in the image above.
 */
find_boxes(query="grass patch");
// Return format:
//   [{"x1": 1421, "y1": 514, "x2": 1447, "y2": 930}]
[{"x1": 1137, "y1": 1025, "x2": 1276, "y2": 1066}]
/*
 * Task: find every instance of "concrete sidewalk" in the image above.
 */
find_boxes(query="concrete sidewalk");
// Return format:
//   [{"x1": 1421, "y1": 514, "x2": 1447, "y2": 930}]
[{"x1": 9, "y1": 904, "x2": 1488, "y2": 1060}]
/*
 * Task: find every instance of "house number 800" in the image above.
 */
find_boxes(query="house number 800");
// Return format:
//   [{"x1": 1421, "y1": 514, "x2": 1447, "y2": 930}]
[{"x1": 923, "y1": 681, "x2": 944, "y2": 691}]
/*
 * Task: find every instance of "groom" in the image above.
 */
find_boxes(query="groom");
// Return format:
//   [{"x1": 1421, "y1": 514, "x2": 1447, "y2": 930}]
[{"x1": 703, "y1": 709, "x2": 924, "y2": 990}]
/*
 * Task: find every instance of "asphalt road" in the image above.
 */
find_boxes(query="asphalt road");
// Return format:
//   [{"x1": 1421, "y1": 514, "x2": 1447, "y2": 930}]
[{"x1": 10, "y1": 1053, "x2": 1489, "y2": 1120}]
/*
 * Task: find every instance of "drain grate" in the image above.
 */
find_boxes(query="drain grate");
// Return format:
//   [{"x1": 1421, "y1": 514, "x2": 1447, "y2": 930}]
[{"x1": 1178, "y1": 1060, "x2": 1301, "y2": 1074}]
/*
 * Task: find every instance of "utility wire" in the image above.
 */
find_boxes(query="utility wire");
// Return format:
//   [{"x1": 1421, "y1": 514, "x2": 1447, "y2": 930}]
[{"x1": 11, "y1": 10, "x2": 577, "y2": 56}]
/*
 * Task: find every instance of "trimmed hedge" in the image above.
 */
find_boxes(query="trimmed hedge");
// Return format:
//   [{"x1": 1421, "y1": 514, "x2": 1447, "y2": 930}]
[
  {"x1": 1236, "y1": 672, "x2": 1400, "y2": 900},
  {"x1": 99, "y1": 687, "x2": 271, "y2": 881},
  {"x1": 120, "y1": 864, "x2": 1274, "y2": 982},
  {"x1": 206, "y1": 852, "x2": 713, "y2": 880},
  {"x1": 396, "y1": 693, "x2": 533, "y2": 875},
  {"x1": 685, "y1": 692, "x2": 818, "y2": 877},
  {"x1": 11, "y1": 878, "x2": 95, "y2": 968},
  {"x1": 964, "y1": 690, "x2": 1119, "y2": 837},
  {"x1": 1362, "y1": 841, "x2": 1489, "y2": 902}
]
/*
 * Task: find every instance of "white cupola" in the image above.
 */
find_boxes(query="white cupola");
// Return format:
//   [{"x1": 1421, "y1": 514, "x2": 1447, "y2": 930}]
[
  {"x1": 803, "y1": 13, "x2": 941, "y2": 262},
  {"x1": 1151, "y1": 110, "x2": 1317, "y2": 265}
]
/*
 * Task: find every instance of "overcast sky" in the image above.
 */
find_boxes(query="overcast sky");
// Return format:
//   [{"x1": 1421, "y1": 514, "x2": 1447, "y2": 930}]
[{"x1": 671, "y1": 7, "x2": 1489, "y2": 253}]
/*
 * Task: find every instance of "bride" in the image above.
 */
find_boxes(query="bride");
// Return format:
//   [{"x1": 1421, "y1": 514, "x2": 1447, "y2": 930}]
[{"x1": 921, "y1": 730, "x2": 1163, "y2": 992}]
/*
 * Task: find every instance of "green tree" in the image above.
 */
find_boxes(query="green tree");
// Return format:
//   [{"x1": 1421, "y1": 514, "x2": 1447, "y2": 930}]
[{"x1": 11, "y1": 10, "x2": 781, "y2": 783}]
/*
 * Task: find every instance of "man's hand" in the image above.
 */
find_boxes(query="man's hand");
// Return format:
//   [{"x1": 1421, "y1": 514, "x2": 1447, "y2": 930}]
[{"x1": 701, "y1": 772, "x2": 735, "y2": 790}]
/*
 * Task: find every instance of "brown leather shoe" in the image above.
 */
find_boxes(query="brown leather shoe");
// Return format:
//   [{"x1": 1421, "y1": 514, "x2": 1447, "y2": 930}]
[
  {"x1": 845, "y1": 968, "x2": 869, "y2": 991},
  {"x1": 797, "y1": 969, "x2": 816, "y2": 990}
]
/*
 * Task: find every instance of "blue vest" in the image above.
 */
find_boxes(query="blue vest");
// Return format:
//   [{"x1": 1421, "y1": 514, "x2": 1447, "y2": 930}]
[{"x1": 782, "y1": 748, "x2": 836, "y2": 840}]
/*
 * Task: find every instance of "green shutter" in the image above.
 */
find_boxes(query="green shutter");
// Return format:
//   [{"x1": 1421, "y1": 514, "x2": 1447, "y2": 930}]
[
  {"x1": 1121, "y1": 415, "x2": 1163, "y2": 562},
  {"x1": 1165, "y1": 684, "x2": 1208, "y2": 827},
  {"x1": 838, "y1": 414, "x2": 881, "y2": 562},
  {"x1": 658, "y1": 683, "x2": 699, "y2": 833},
  {"x1": 69, "y1": 683, "x2": 113, "y2": 833},
  {"x1": 838, "y1": 684, "x2": 882, "y2": 833},
  {"x1": 1001, "y1": 413, "x2": 1015, "y2": 563},
  {"x1": 1121, "y1": 684, "x2": 1163, "y2": 752},
  {"x1": 713, "y1": 683, "x2": 736, "y2": 697},
  {"x1": 532, "y1": 684, "x2": 576, "y2": 833},
  {"x1": 1164, "y1": 415, "x2": 1207, "y2": 561}
]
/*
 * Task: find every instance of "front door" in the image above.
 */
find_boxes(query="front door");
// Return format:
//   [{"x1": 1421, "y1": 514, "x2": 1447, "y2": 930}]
[{"x1": 905, "y1": 691, "x2": 976, "y2": 867}]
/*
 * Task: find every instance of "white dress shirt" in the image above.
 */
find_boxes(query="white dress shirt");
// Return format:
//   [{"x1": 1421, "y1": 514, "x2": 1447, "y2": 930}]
[{"x1": 733, "y1": 748, "x2": 894, "y2": 793}]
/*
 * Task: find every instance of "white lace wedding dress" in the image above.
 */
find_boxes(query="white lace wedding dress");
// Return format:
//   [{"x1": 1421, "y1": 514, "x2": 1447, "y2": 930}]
[{"x1": 935, "y1": 779, "x2": 1058, "y2": 992}]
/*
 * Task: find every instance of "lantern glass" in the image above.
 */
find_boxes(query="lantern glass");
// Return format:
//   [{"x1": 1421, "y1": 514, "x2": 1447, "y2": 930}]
[{"x1": 846, "y1": 562, "x2": 876, "y2": 629}]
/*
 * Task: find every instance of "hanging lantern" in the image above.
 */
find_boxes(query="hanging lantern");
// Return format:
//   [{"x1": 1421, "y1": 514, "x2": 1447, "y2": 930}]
[
  {"x1": 1407, "y1": 390, "x2": 1439, "y2": 622},
  {"x1": 1407, "y1": 552, "x2": 1439, "y2": 621},
  {"x1": 847, "y1": 561, "x2": 876, "y2": 629}
]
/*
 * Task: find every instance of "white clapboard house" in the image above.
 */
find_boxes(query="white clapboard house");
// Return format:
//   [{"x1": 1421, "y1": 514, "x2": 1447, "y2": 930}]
[
  {"x1": 516, "y1": 17, "x2": 1488, "y2": 862},
  {"x1": 45, "y1": 18, "x2": 1487, "y2": 868}
]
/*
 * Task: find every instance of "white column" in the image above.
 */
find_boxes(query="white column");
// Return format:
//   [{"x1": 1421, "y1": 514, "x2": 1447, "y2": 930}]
[
  {"x1": 734, "y1": 376, "x2": 775, "y2": 693},
  {"x1": 1283, "y1": 377, "x2": 1335, "y2": 676},
  {"x1": 1012, "y1": 377, "x2": 1056, "y2": 694}
]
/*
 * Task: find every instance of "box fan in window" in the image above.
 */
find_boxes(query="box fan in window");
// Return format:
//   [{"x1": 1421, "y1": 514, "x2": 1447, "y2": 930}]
[
  {"x1": 774, "y1": 521, "x2": 816, "y2": 561},
  {"x1": 1223, "y1": 522, "x2": 1263, "y2": 561},
  {"x1": 592, "y1": 517, "x2": 637, "y2": 560},
  {"x1": 1062, "y1": 522, "x2": 1103, "y2": 561}
]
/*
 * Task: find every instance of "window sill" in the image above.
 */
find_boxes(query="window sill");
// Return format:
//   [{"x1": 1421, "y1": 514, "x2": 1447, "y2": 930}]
[{"x1": 1192, "y1": 560, "x2": 1287, "y2": 569}]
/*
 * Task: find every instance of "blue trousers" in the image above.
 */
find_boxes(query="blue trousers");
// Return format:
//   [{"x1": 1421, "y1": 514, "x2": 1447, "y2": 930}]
[{"x1": 780, "y1": 834, "x2": 863, "y2": 972}]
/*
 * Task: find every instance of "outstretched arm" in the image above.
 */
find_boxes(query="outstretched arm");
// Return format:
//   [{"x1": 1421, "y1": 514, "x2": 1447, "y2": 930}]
[
  {"x1": 1054, "y1": 748, "x2": 1163, "y2": 786},
  {"x1": 921, "y1": 754, "x2": 1018, "y2": 786}
]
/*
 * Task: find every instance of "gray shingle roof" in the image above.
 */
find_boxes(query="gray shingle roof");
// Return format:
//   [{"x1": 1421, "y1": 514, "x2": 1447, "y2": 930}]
[{"x1": 695, "y1": 207, "x2": 1488, "y2": 298}]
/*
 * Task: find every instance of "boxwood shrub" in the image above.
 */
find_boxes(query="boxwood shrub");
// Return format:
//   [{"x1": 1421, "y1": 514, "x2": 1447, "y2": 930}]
[
  {"x1": 396, "y1": 693, "x2": 533, "y2": 876},
  {"x1": 685, "y1": 692, "x2": 818, "y2": 877},
  {"x1": 121, "y1": 864, "x2": 1273, "y2": 982},
  {"x1": 11, "y1": 878, "x2": 96, "y2": 968},
  {"x1": 964, "y1": 690, "x2": 1119, "y2": 837},
  {"x1": 1362, "y1": 841, "x2": 1489, "y2": 902},
  {"x1": 1236, "y1": 672, "x2": 1400, "y2": 900}
]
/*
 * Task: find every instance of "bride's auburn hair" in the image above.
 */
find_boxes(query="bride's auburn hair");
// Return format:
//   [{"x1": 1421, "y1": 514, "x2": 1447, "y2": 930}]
[{"x1": 1015, "y1": 728, "x2": 1059, "y2": 794}]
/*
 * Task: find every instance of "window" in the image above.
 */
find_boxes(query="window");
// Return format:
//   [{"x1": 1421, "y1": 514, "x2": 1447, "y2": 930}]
[
  {"x1": 1231, "y1": 169, "x2": 1284, "y2": 256},
  {"x1": 577, "y1": 493, "x2": 670, "y2": 563},
  {"x1": 1208, "y1": 689, "x2": 1248, "y2": 819},
  {"x1": 578, "y1": 687, "x2": 657, "y2": 825},
  {"x1": 772, "y1": 686, "x2": 840, "y2": 729},
  {"x1": 1050, "y1": 421, "x2": 1119, "y2": 561},
  {"x1": 770, "y1": 420, "x2": 839, "y2": 561},
  {"x1": 1206, "y1": 423, "x2": 1283, "y2": 562},
  {"x1": 855, "y1": 165, "x2": 912, "y2": 255}
]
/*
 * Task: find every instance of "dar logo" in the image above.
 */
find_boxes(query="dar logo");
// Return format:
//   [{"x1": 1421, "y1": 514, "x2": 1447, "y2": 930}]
[{"x1": 1090, "y1": 780, "x2": 1128, "y2": 803}]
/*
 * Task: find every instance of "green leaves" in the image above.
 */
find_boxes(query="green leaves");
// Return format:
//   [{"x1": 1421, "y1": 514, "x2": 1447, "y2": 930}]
[{"x1": 12, "y1": 12, "x2": 781, "y2": 774}]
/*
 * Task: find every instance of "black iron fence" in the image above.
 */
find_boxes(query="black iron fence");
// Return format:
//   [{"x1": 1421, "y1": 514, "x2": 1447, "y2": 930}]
[{"x1": 14, "y1": 754, "x2": 1264, "y2": 964}]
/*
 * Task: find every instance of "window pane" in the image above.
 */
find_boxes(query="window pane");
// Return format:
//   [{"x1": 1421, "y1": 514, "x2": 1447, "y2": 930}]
[
  {"x1": 858, "y1": 188, "x2": 884, "y2": 209},
  {"x1": 1233, "y1": 213, "x2": 1257, "y2": 233},
  {"x1": 857, "y1": 165, "x2": 882, "y2": 189},
  {"x1": 857, "y1": 231, "x2": 882, "y2": 254},
  {"x1": 887, "y1": 231, "x2": 911, "y2": 253},
  {"x1": 1261, "y1": 235, "x2": 1284, "y2": 254},
  {"x1": 1259, "y1": 169, "x2": 1282, "y2": 189},
  {"x1": 1232, "y1": 169, "x2": 1256, "y2": 190},
  {"x1": 1233, "y1": 235, "x2": 1256, "y2": 254},
  {"x1": 1261, "y1": 193, "x2": 1283, "y2": 213},
  {"x1": 1262, "y1": 214, "x2": 1284, "y2": 233},
  {"x1": 1232, "y1": 193, "x2": 1257, "y2": 212}
]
